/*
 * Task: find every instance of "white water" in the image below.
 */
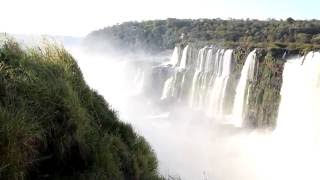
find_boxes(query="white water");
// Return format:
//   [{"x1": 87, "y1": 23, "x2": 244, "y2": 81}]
[
  {"x1": 189, "y1": 47, "x2": 210, "y2": 108},
  {"x1": 274, "y1": 53, "x2": 320, "y2": 178},
  {"x1": 254, "y1": 51, "x2": 320, "y2": 180},
  {"x1": 161, "y1": 76, "x2": 174, "y2": 100},
  {"x1": 179, "y1": 45, "x2": 189, "y2": 69},
  {"x1": 188, "y1": 48, "x2": 234, "y2": 114},
  {"x1": 168, "y1": 46, "x2": 235, "y2": 119},
  {"x1": 160, "y1": 45, "x2": 191, "y2": 101},
  {"x1": 169, "y1": 46, "x2": 180, "y2": 67},
  {"x1": 165, "y1": 46, "x2": 255, "y2": 124},
  {"x1": 231, "y1": 49, "x2": 257, "y2": 127},
  {"x1": 207, "y1": 49, "x2": 233, "y2": 117},
  {"x1": 277, "y1": 52, "x2": 320, "y2": 136}
]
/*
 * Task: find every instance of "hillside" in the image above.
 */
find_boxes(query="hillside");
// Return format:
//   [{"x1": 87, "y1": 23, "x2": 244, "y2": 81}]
[
  {"x1": 0, "y1": 39, "x2": 161, "y2": 179},
  {"x1": 85, "y1": 18, "x2": 320, "y2": 53}
]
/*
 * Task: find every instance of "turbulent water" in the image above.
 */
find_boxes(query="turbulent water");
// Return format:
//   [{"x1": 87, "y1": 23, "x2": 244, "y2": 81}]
[{"x1": 70, "y1": 45, "x2": 320, "y2": 180}]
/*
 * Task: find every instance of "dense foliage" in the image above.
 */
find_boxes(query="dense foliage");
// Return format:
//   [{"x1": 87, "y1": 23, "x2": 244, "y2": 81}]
[
  {"x1": 241, "y1": 49, "x2": 285, "y2": 129},
  {"x1": 0, "y1": 39, "x2": 161, "y2": 179},
  {"x1": 85, "y1": 18, "x2": 320, "y2": 53}
]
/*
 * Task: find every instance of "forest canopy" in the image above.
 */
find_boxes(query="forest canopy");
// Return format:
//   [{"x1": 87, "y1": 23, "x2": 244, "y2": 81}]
[{"x1": 85, "y1": 18, "x2": 320, "y2": 52}]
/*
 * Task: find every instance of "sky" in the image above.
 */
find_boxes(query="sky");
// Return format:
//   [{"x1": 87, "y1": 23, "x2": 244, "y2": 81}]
[{"x1": 0, "y1": 0, "x2": 319, "y2": 37}]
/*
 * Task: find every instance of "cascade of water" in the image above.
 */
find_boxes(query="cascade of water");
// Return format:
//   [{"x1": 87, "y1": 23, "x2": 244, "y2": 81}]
[
  {"x1": 189, "y1": 47, "x2": 216, "y2": 108},
  {"x1": 161, "y1": 76, "x2": 174, "y2": 100},
  {"x1": 189, "y1": 47, "x2": 208, "y2": 107},
  {"x1": 169, "y1": 46, "x2": 180, "y2": 67},
  {"x1": 263, "y1": 52, "x2": 320, "y2": 180},
  {"x1": 179, "y1": 45, "x2": 189, "y2": 69},
  {"x1": 188, "y1": 47, "x2": 234, "y2": 117},
  {"x1": 200, "y1": 48, "x2": 215, "y2": 107},
  {"x1": 189, "y1": 70, "x2": 201, "y2": 107},
  {"x1": 207, "y1": 49, "x2": 233, "y2": 117},
  {"x1": 276, "y1": 52, "x2": 320, "y2": 139},
  {"x1": 231, "y1": 49, "x2": 257, "y2": 127},
  {"x1": 160, "y1": 45, "x2": 192, "y2": 101},
  {"x1": 161, "y1": 46, "x2": 261, "y2": 126},
  {"x1": 204, "y1": 47, "x2": 214, "y2": 72}
]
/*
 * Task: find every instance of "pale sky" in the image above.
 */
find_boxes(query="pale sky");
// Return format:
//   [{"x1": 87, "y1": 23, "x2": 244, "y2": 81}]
[{"x1": 0, "y1": 0, "x2": 319, "y2": 37}]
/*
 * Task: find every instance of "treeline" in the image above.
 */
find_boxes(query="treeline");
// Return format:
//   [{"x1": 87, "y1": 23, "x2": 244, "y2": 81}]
[
  {"x1": 85, "y1": 18, "x2": 320, "y2": 53},
  {"x1": 0, "y1": 39, "x2": 162, "y2": 179}
]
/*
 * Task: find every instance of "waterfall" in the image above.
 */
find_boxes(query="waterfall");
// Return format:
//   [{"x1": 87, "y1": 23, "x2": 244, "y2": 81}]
[
  {"x1": 161, "y1": 76, "x2": 174, "y2": 100},
  {"x1": 160, "y1": 45, "x2": 193, "y2": 100},
  {"x1": 276, "y1": 52, "x2": 320, "y2": 139},
  {"x1": 265, "y1": 52, "x2": 320, "y2": 180},
  {"x1": 160, "y1": 46, "x2": 261, "y2": 126},
  {"x1": 189, "y1": 47, "x2": 208, "y2": 108},
  {"x1": 179, "y1": 45, "x2": 189, "y2": 69},
  {"x1": 231, "y1": 49, "x2": 257, "y2": 127},
  {"x1": 169, "y1": 46, "x2": 181, "y2": 67},
  {"x1": 189, "y1": 70, "x2": 201, "y2": 107},
  {"x1": 187, "y1": 47, "x2": 234, "y2": 119},
  {"x1": 189, "y1": 48, "x2": 216, "y2": 108},
  {"x1": 161, "y1": 45, "x2": 235, "y2": 120},
  {"x1": 207, "y1": 49, "x2": 233, "y2": 117}
]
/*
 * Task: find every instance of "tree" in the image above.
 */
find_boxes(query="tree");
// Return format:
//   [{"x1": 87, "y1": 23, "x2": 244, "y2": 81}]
[{"x1": 286, "y1": 17, "x2": 295, "y2": 24}]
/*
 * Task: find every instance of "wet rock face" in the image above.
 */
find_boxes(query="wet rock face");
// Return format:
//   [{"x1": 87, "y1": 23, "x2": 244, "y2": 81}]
[
  {"x1": 229, "y1": 48, "x2": 286, "y2": 129},
  {"x1": 244, "y1": 49, "x2": 285, "y2": 129}
]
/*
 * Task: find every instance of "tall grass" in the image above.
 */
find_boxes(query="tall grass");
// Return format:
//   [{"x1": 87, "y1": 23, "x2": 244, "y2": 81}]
[{"x1": 0, "y1": 39, "x2": 161, "y2": 179}]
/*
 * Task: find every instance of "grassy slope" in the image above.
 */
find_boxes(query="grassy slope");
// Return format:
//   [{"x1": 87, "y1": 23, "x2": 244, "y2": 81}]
[{"x1": 0, "y1": 39, "x2": 161, "y2": 180}]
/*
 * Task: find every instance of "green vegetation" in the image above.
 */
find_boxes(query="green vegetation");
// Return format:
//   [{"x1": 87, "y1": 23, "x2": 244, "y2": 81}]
[
  {"x1": 220, "y1": 48, "x2": 286, "y2": 129},
  {"x1": 0, "y1": 39, "x2": 161, "y2": 179},
  {"x1": 245, "y1": 50, "x2": 285, "y2": 129},
  {"x1": 85, "y1": 18, "x2": 320, "y2": 53}
]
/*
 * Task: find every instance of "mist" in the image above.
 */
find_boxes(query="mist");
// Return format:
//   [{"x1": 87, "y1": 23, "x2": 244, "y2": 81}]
[{"x1": 68, "y1": 45, "x2": 320, "y2": 180}]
